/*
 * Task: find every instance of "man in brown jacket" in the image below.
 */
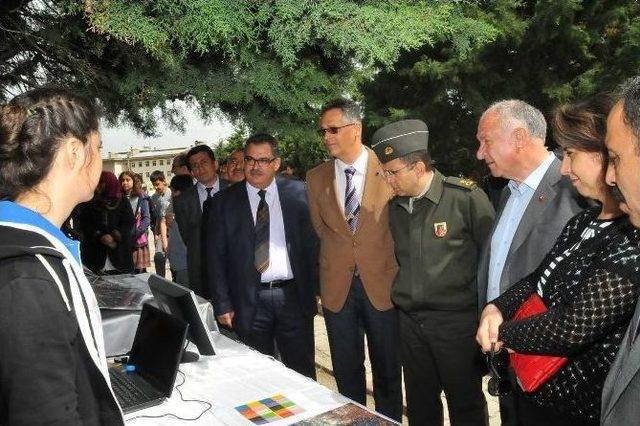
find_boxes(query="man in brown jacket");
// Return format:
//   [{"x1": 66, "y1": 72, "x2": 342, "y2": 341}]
[{"x1": 306, "y1": 99, "x2": 402, "y2": 421}]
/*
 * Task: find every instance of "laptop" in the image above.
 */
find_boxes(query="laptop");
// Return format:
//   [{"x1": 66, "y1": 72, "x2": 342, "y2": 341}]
[{"x1": 109, "y1": 303, "x2": 188, "y2": 414}]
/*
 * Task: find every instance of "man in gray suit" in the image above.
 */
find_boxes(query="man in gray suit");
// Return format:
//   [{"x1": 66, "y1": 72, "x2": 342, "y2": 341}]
[
  {"x1": 173, "y1": 144, "x2": 228, "y2": 299},
  {"x1": 602, "y1": 76, "x2": 640, "y2": 426},
  {"x1": 475, "y1": 99, "x2": 587, "y2": 425}
]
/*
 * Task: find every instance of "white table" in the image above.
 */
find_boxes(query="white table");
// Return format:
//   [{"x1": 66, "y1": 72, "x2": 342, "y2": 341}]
[{"x1": 121, "y1": 333, "x2": 354, "y2": 425}]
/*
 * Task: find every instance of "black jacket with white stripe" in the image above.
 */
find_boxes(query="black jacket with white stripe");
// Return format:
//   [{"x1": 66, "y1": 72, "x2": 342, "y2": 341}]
[{"x1": 0, "y1": 225, "x2": 123, "y2": 426}]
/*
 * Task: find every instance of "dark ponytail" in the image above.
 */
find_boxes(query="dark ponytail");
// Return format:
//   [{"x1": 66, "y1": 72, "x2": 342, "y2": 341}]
[{"x1": 0, "y1": 87, "x2": 100, "y2": 200}]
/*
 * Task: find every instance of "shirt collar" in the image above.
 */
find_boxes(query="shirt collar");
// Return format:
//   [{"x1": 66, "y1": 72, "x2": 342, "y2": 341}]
[
  {"x1": 509, "y1": 152, "x2": 555, "y2": 195},
  {"x1": 0, "y1": 201, "x2": 81, "y2": 262},
  {"x1": 414, "y1": 170, "x2": 435, "y2": 201},
  {"x1": 335, "y1": 146, "x2": 368, "y2": 176},
  {"x1": 246, "y1": 178, "x2": 278, "y2": 200},
  {"x1": 196, "y1": 178, "x2": 219, "y2": 192}
]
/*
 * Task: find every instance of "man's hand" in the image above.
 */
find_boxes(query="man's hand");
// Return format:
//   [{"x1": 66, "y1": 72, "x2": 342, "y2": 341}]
[
  {"x1": 476, "y1": 303, "x2": 504, "y2": 353},
  {"x1": 217, "y1": 312, "x2": 235, "y2": 328}
]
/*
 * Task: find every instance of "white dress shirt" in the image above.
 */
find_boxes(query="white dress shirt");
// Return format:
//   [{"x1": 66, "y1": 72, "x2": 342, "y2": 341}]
[
  {"x1": 196, "y1": 178, "x2": 220, "y2": 210},
  {"x1": 334, "y1": 146, "x2": 368, "y2": 214},
  {"x1": 246, "y1": 179, "x2": 294, "y2": 282}
]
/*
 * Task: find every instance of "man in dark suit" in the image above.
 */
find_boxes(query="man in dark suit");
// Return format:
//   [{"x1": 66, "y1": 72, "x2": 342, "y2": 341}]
[
  {"x1": 602, "y1": 76, "x2": 640, "y2": 426},
  {"x1": 173, "y1": 144, "x2": 228, "y2": 299},
  {"x1": 475, "y1": 99, "x2": 587, "y2": 425},
  {"x1": 207, "y1": 133, "x2": 319, "y2": 378}
]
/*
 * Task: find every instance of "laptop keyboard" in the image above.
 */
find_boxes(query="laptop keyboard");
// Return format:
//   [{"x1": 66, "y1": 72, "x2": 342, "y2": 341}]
[{"x1": 109, "y1": 368, "x2": 161, "y2": 409}]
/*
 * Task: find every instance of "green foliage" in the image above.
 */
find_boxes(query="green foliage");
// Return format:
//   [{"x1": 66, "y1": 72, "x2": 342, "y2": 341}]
[
  {"x1": 2, "y1": 0, "x2": 502, "y2": 175},
  {"x1": 7, "y1": 1, "x2": 639, "y2": 176},
  {"x1": 362, "y1": 0, "x2": 640, "y2": 177}
]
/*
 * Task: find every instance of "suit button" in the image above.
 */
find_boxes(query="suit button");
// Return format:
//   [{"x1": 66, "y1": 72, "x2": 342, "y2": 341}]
[{"x1": 352, "y1": 241, "x2": 357, "y2": 247}]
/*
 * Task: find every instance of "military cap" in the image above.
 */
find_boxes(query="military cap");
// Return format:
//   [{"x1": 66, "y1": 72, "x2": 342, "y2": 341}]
[{"x1": 371, "y1": 119, "x2": 429, "y2": 163}]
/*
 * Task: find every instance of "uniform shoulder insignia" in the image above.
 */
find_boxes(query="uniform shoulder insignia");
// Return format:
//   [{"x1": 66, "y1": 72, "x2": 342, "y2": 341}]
[{"x1": 444, "y1": 176, "x2": 478, "y2": 190}]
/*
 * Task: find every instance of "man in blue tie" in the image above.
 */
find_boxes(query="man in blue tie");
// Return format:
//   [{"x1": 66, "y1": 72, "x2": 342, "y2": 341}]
[{"x1": 306, "y1": 99, "x2": 402, "y2": 421}]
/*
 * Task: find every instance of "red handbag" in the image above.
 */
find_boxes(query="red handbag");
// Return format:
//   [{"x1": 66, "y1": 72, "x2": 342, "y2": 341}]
[{"x1": 509, "y1": 293, "x2": 568, "y2": 392}]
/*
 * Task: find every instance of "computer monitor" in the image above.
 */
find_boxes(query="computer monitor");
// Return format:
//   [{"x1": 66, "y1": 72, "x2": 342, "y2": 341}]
[{"x1": 147, "y1": 275, "x2": 216, "y2": 358}]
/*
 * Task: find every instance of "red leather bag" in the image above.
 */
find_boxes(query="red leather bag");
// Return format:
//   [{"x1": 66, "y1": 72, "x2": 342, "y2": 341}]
[{"x1": 509, "y1": 293, "x2": 568, "y2": 392}]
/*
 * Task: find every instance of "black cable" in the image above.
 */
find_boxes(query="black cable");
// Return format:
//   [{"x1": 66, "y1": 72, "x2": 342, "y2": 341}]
[{"x1": 126, "y1": 370, "x2": 213, "y2": 422}]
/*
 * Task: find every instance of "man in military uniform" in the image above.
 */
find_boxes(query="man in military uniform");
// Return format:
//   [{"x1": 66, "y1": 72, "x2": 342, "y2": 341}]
[{"x1": 372, "y1": 120, "x2": 495, "y2": 426}]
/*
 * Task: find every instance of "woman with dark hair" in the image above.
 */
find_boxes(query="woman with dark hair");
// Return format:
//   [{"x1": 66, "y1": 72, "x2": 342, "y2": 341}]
[
  {"x1": 476, "y1": 95, "x2": 640, "y2": 425},
  {"x1": 0, "y1": 88, "x2": 123, "y2": 424},
  {"x1": 76, "y1": 171, "x2": 135, "y2": 274},
  {"x1": 119, "y1": 171, "x2": 150, "y2": 273}
]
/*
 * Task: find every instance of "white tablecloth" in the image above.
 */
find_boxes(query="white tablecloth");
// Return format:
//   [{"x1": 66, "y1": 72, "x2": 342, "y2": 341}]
[
  {"x1": 99, "y1": 273, "x2": 216, "y2": 357},
  {"x1": 121, "y1": 333, "x2": 351, "y2": 425}
]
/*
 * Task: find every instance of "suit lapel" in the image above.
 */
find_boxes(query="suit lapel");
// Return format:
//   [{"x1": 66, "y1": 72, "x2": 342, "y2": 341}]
[
  {"x1": 277, "y1": 178, "x2": 295, "y2": 259},
  {"x1": 604, "y1": 300, "x2": 640, "y2": 419},
  {"x1": 325, "y1": 160, "x2": 352, "y2": 235},
  {"x1": 235, "y1": 184, "x2": 255, "y2": 246},
  {"x1": 356, "y1": 147, "x2": 381, "y2": 235},
  {"x1": 501, "y1": 158, "x2": 560, "y2": 289}
]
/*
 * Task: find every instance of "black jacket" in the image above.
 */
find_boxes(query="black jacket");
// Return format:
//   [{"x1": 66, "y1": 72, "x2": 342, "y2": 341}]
[
  {"x1": 75, "y1": 198, "x2": 135, "y2": 274},
  {"x1": 207, "y1": 177, "x2": 319, "y2": 338},
  {"x1": 493, "y1": 208, "x2": 640, "y2": 421},
  {"x1": 174, "y1": 179, "x2": 229, "y2": 298},
  {"x1": 0, "y1": 225, "x2": 123, "y2": 426}
]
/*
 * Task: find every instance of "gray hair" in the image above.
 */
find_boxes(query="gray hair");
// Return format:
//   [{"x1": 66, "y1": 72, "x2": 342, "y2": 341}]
[
  {"x1": 487, "y1": 99, "x2": 547, "y2": 141},
  {"x1": 619, "y1": 76, "x2": 640, "y2": 152},
  {"x1": 320, "y1": 98, "x2": 362, "y2": 123}
]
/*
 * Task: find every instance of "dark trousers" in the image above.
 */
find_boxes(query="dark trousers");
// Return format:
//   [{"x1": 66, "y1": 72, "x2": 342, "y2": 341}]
[
  {"x1": 242, "y1": 284, "x2": 316, "y2": 379},
  {"x1": 514, "y1": 390, "x2": 598, "y2": 426},
  {"x1": 323, "y1": 275, "x2": 402, "y2": 421},
  {"x1": 153, "y1": 251, "x2": 166, "y2": 278},
  {"x1": 399, "y1": 309, "x2": 488, "y2": 426},
  {"x1": 498, "y1": 373, "x2": 520, "y2": 426}
]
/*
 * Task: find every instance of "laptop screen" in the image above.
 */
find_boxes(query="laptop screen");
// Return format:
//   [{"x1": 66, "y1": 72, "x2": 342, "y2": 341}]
[{"x1": 128, "y1": 304, "x2": 188, "y2": 396}]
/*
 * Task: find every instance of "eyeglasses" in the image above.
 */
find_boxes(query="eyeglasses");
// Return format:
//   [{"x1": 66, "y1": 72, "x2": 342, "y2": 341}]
[
  {"x1": 317, "y1": 123, "x2": 356, "y2": 137},
  {"x1": 486, "y1": 343, "x2": 512, "y2": 397},
  {"x1": 244, "y1": 156, "x2": 276, "y2": 167},
  {"x1": 382, "y1": 163, "x2": 415, "y2": 178}
]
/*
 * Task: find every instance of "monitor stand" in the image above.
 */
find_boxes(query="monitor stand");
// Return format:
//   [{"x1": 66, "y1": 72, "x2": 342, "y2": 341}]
[{"x1": 181, "y1": 350, "x2": 200, "y2": 363}]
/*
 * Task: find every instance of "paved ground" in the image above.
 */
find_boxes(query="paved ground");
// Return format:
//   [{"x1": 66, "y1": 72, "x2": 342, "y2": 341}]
[{"x1": 312, "y1": 314, "x2": 501, "y2": 426}]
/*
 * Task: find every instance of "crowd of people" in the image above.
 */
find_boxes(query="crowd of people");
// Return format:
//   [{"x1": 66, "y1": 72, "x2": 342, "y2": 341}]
[{"x1": 2, "y1": 77, "x2": 640, "y2": 426}]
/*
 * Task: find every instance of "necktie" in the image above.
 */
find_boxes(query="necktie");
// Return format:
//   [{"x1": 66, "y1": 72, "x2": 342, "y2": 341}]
[
  {"x1": 205, "y1": 187, "x2": 213, "y2": 199},
  {"x1": 254, "y1": 189, "x2": 270, "y2": 274},
  {"x1": 344, "y1": 167, "x2": 360, "y2": 233}
]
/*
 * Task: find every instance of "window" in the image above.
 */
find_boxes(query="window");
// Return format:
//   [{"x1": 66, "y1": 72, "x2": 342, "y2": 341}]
[
  {"x1": 145, "y1": 161, "x2": 149, "y2": 167},
  {"x1": 138, "y1": 162, "x2": 142, "y2": 167},
  {"x1": 159, "y1": 159, "x2": 164, "y2": 166},
  {"x1": 146, "y1": 172, "x2": 150, "y2": 177},
  {"x1": 152, "y1": 161, "x2": 157, "y2": 166}
]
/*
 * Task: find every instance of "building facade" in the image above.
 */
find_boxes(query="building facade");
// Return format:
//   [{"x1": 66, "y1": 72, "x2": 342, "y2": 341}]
[{"x1": 102, "y1": 146, "x2": 190, "y2": 191}]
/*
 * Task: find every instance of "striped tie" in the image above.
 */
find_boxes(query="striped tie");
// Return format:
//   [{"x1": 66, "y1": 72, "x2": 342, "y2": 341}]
[
  {"x1": 344, "y1": 167, "x2": 360, "y2": 233},
  {"x1": 254, "y1": 189, "x2": 270, "y2": 274}
]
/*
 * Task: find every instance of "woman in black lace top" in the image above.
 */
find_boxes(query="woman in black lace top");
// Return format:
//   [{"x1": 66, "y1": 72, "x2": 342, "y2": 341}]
[{"x1": 477, "y1": 95, "x2": 640, "y2": 425}]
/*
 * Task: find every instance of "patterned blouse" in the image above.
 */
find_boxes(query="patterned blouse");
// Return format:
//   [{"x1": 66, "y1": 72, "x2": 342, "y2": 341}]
[{"x1": 493, "y1": 207, "x2": 640, "y2": 421}]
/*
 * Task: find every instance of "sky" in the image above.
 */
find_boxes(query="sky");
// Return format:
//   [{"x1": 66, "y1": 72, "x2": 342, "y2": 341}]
[{"x1": 100, "y1": 103, "x2": 236, "y2": 155}]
